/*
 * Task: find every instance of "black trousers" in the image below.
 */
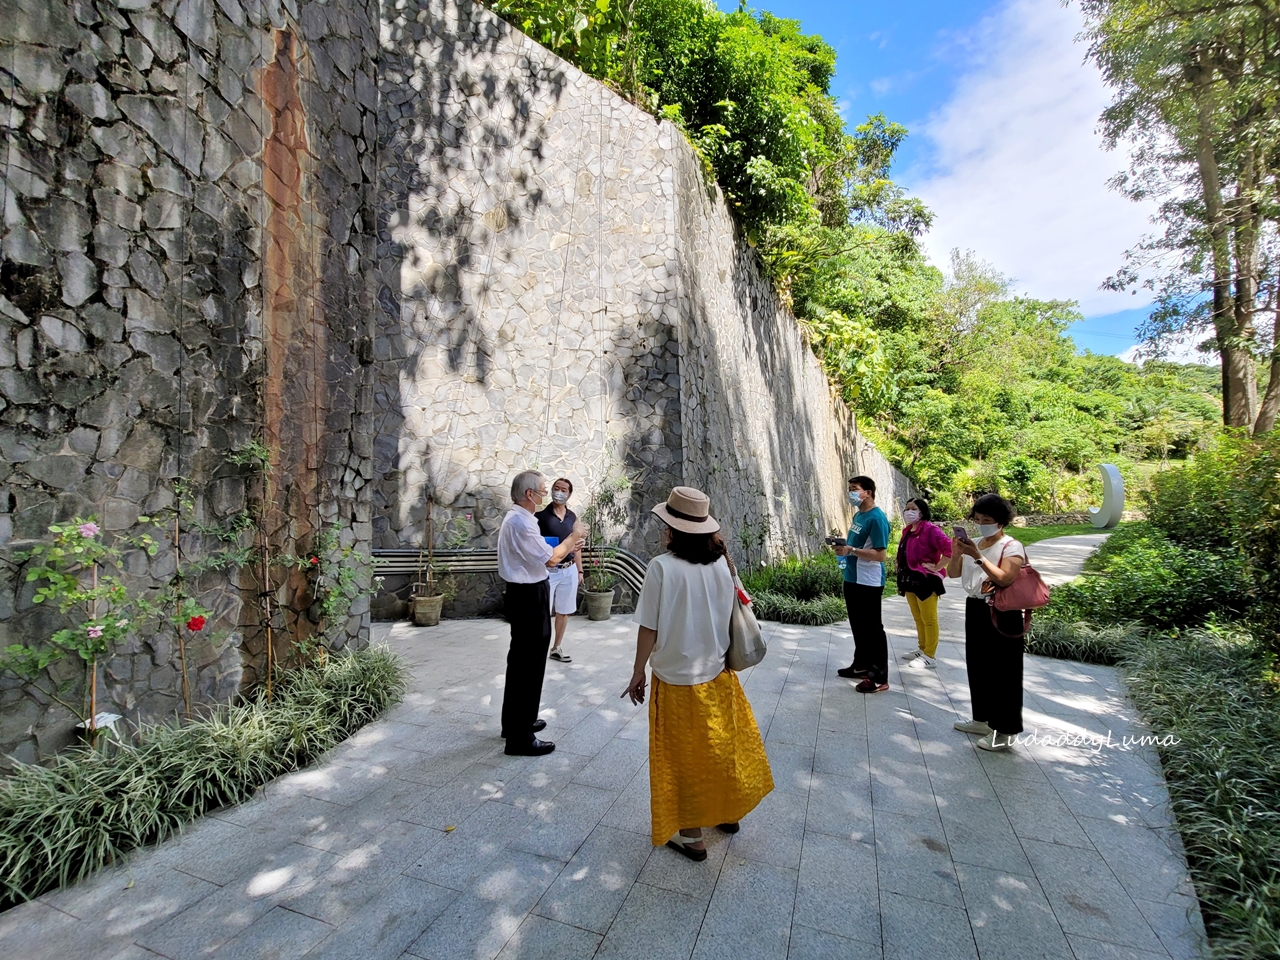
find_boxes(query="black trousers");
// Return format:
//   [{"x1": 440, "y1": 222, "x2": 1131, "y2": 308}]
[
  {"x1": 843, "y1": 581, "x2": 887, "y2": 684},
  {"x1": 964, "y1": 597, "x2": 1025, "y2": 735},
  {"x1": 501, "y1": 580, "x2": 552, "y2": 743}
]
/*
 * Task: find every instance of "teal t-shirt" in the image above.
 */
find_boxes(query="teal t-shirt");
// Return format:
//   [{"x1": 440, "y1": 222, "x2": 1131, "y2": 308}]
[{"x1": 843, "y1": 505, "x2": 891, "y2": 587}]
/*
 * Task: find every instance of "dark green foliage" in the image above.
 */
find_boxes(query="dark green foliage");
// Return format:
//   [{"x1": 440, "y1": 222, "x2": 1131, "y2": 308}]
[
  {"x1": 1120, "y1": 625, "x2": 1280, "y2": 958},
  {"x1": 742, "y1": 553, "x2": 845, "y2": 625},
  {"x1": 1040, "y1": 528, "x2": 1248, "y2": 630},
  {"x1": 1024, "y1": 618, "x2": 1139, "y2": 665},
  {"x1": 749, "y1": 591, "x2": 846, "y2": 626},
  {"x1": 0, "y1": 646, "x2": 407, "y2": 909}
]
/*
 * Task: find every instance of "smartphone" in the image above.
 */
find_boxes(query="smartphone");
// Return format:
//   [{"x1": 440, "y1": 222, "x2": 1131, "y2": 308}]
[
  {"x1": 824, "y1": 536, "x2": 847, "y2": 546},
  {"x1": 952, "y1": 525, "x2": 970, "y2": 542}
]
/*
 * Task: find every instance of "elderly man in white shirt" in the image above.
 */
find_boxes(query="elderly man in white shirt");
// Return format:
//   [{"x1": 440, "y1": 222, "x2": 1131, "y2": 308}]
[{"x1": 499, "y1": 470, "x2": 587, "y2": 756}]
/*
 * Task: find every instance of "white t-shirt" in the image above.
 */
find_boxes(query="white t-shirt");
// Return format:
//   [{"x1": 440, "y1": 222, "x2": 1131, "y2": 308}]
[
  {"x1": 960, "y1": 534, "x2": 1027, "y2": 599},
  {"x1": 633, "y1": 553, "x2": 734, "y2": 686},
  {"x1": 497, "y1": 506, "x2": 553, "y2": 583}
]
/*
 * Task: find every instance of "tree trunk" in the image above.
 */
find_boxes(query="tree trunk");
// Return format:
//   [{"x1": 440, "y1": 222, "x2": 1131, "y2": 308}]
[
  {"x1": 1256, "y1": 338, "x2": 1280, "y2": 433},
  {"x1": 1190, "y1": 61, "x2": 1253, "y2": 427},
  {"x1": 1229, "y1": 147, "x2": 1261, "y2": 427}
]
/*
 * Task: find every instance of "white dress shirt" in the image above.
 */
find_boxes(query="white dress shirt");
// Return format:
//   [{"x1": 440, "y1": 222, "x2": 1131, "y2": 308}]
[{"x1": 497, "y1": 506, "x2": 554, "y2": 583}]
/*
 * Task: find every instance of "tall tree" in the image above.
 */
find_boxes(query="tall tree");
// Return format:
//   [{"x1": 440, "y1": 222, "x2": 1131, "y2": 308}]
[{"x1": 1080, "y1": 0, "x2": 1280, "y2": 431}]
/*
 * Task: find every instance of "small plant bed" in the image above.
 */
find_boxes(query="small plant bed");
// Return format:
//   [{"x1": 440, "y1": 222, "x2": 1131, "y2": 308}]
[
  {"x1": 742, "y1": 554, "x2": 846, "y2": 625},
  {"x1": 0, "y1": 646, "x2": 407, "y2": 911}
]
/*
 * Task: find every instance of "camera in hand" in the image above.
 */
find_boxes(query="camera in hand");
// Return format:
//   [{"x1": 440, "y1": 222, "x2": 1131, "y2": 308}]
[{"x1": 825, "y1": 536, "x2": 847, "y2": 546}]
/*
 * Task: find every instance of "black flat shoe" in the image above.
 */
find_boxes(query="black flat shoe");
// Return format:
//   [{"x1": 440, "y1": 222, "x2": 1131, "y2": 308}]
[
  {"x1": 500, "y1": 719, "x2": 547, "y2": 738},
  {"x1": 717, "y1": 822, "x2": 740, "y2": 834},
  {"x1": 666, "y1": 834, "x2": 708, "y2": 862},
  {"x1": 504, "y1": 737, "x2": 556, "y2": 757}
]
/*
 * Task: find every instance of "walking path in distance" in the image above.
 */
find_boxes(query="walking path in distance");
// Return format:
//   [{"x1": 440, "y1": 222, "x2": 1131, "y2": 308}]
[{"x1": 0, "y1": 534, "x2": 1207, "y2": 960}]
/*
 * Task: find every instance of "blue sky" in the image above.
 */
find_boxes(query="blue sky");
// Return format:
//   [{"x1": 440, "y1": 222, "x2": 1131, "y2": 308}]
[{"x1": 722, "y1": 0, "x2": 1162, "y2": 358}]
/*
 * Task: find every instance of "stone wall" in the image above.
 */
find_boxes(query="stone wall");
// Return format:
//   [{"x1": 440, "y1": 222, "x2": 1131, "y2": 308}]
[
  {"x1": 0, "y1": 0, "x2": 378, "y2": 762},
  {"x1": 372, "y1": 0, "x2": 913, "y2": 616}
]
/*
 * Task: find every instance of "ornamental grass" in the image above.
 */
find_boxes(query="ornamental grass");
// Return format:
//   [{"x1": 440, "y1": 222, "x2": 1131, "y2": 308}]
[{"x1": 0, "y1": 645, "x2": 407, "y2": 910}]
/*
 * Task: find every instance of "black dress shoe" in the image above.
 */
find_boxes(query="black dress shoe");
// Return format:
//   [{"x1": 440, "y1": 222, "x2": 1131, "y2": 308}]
[
  {"x1": 717, "y1": 822, "x2": 741, "y2": 834},
  {"x1": 836, "y1": 665, "x2": 869, "y2": 679},
  {"x1": 504, "y1": 737, "x2": 556, "y2": 757},
  {"x1": 501, "y1": 719, "x2": 547, "y2": 738}
]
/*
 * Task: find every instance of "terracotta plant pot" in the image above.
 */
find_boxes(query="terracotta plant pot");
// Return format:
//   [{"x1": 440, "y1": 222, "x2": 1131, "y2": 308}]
[
  {"x1": 584, "y1": 589, "x2": 615, "y2": 621},
  {"x1": 412, "y1": 594, "x2": 445, "y2": 626}
]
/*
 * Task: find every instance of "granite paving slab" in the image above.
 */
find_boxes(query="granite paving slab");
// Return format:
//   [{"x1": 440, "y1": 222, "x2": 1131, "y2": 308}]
[{"x1": 0, "y1": 536, "x2": 1208, "y2": 959}]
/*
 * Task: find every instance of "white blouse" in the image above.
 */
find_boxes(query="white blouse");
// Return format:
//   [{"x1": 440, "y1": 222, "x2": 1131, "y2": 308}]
[{"x1": 633, "y1": 553, "x2": 734, "y2": 685}]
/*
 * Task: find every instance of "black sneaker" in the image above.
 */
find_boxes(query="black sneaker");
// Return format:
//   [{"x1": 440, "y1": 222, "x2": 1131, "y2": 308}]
[{"x1": 837, "y1": 665, "x2": 869, "y2": 679}]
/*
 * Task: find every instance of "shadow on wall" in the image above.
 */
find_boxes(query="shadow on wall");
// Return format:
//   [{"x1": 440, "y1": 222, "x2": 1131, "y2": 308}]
[
  {"x1": 672, "y1": 150, "x2": 831, "y2": 566},
  {"x1": 373, "y1": 0, "x2": 566, "y2": 552}
]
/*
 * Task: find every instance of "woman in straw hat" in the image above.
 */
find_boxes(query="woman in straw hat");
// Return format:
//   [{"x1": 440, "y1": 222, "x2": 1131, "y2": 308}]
[{"x1": 621, "y1": 486, "x2": 774, "y2": 861}]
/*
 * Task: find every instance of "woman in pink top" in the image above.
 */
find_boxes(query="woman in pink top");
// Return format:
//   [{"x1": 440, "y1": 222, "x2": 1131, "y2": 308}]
[{"x1": 895, "y1": 497, "x2": 953, "y2": 668}]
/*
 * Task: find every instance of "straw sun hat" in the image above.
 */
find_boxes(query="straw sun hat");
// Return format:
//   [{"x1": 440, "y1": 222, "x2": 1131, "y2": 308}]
[{"x1": 651, "y1": 486, "x2": 721, "y2": 534}]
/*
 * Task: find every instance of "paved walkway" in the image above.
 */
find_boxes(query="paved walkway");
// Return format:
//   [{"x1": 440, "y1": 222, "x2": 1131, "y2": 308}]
[{"x1": 0, "y1": 535, "x2": 1207, "y2": 960}]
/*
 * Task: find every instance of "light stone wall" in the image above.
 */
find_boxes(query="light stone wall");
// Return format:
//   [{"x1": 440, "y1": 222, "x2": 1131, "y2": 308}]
[{"x1": 373, "y1": 0, "x2": 913, "y2": 617}]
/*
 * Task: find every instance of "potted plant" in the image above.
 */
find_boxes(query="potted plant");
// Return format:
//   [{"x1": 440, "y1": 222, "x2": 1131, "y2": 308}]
[
  {"x1": 411, "y1": 501, "x2": 462, "y2": 626},
  {"x1": 582, "y1": 551, "x2": 619, "y2": 620}
]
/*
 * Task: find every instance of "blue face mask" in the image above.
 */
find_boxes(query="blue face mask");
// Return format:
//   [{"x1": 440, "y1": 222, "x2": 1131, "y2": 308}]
[{"x1": 848, "y1": 490, "x2": 862, "y2": 506}]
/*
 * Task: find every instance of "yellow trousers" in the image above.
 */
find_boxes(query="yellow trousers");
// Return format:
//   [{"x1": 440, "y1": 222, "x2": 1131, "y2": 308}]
[{"x1": 906, "y1": 592, "x2": 940, "y2": 658}]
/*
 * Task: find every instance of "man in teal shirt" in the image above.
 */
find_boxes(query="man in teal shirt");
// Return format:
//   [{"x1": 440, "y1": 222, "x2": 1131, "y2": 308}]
[{"x1": 834, "y1": 475, "x2": 891, "y2": 692}]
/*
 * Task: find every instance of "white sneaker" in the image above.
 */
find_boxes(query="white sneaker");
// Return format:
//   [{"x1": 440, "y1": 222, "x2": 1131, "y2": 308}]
[
  {"x1": 977, "y1": 731, "x2": 1013, "y2": 752},
  {"x1": 953, "y1": 719, "x2": 993, "y2": 735},
  {"x1": 907, "y1": 654, "x2": 936, "y2": 669},
  {"x1": 549, "y1": 648, "x2": 572, "y2": 662},
  {"x1": 901, "y1": 649, "x2": 922, "y2": 662}
]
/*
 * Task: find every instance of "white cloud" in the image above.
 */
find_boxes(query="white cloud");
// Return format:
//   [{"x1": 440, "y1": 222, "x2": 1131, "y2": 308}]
[{"x1": 908, "y1": 0, "x2": 1157, "y2": 317}]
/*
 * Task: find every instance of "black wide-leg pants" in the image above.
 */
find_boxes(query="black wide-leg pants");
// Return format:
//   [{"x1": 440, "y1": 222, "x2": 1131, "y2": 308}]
[
  {"x1": 501, "y1": 579, "x2": 552, "y2": 744},
  {"x1": 843, "y1": 581, "x2": 888, "y2": 684},
  {"x1": 964, "y1": 597, "x2": 1026, "y2": 735}
]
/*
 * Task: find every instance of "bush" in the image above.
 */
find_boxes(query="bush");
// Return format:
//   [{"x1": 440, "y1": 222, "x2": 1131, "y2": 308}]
[
  {"x1": 743, "y1": 553, "x2": 845, "y2": 625},
  {"x1": 0, "y1": 646, "x2": 407, "y2": 909},
  {"x1": 1040, "y1": 522, "x2": 1248, "y2": 630}
]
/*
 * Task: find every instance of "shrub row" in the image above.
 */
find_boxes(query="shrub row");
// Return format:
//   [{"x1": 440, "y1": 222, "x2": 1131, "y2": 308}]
[
  {"x1": 0, "y1": 646, "x2": 407, "y2": 910},
  {"x1": 742, "y1": 553, "x2": 846, "y2": 625}
]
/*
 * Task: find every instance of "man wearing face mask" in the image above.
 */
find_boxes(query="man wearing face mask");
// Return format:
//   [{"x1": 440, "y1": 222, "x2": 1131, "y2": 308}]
[
  {"x1": 833, "y1": 476, "x2": 891, "y2": 692},
  {"x1": 536, "y1": 477, "x2": 582, "y2": 663},
  {"x1": 498, "y1": 470, "x2": 588, "y2": 756}
]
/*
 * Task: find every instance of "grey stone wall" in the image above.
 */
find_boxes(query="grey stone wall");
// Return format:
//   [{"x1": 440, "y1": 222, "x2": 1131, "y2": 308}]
[
  {"x1": 0, "y1": 0, "x2": 378, "y2": 762},
  {"x1": 372, "y1": 0, "x2": 913, "y2": 616}
]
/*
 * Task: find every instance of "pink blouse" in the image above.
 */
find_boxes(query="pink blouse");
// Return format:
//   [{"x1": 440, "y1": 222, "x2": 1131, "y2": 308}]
[{"x1": 901, "y1": 522, "x2": 953, "y2": 576}]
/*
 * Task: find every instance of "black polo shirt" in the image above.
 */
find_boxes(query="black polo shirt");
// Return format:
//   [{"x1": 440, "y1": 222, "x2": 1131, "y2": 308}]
[{"x1": 536, "y1": 505, "x2": 578, "y2": 565}]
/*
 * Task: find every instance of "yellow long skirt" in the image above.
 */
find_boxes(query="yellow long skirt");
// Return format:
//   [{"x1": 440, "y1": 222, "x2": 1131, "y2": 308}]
[{"x1": 648, "y1": 669, "x2": 774, "y2": 845}]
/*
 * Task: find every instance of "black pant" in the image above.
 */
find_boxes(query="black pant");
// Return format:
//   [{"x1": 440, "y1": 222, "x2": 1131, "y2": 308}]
[
  {"x1": 843, "y1": 581, "x2": 887, "y2": 684},
  {"x1": 501, "y1": 580, "x2": 552, "y2": 743},
  {"x1": 964, "y1": 597, "x2": 1025, "y2": 735}
]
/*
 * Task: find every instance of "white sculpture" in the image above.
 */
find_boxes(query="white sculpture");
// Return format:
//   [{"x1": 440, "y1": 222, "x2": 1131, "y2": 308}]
[{"x1": 1089, "y1": 464, "x2": 1125, "y2": 529}]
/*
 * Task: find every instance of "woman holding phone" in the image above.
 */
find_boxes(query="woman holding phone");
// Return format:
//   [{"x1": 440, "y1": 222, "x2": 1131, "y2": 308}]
[
  {"x1": 896, "y1": 497, "x2": 952, "y2": 669},
  {"x1": 945, "y1": 493, "x2": 1027, "y2": 752}
]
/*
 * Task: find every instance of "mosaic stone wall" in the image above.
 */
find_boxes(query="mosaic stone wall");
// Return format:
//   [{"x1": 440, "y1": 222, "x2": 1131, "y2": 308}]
[
  {"x1": 0, "y1": 0, "x2": 378, "y2": 762},
  {"x1": 371, "y1": 0, "x2": 912, "y2": 616}
]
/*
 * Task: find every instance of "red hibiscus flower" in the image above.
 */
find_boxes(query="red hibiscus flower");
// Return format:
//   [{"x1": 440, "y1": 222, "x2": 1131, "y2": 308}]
[
  {"x1": 310, "y1": 556, "x2": 319, "y2": 565},
  {"x1": 186, "y1": 615, "x2": 207, "y2": 632}
]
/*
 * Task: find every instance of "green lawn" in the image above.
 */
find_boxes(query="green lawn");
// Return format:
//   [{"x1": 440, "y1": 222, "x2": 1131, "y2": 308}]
[{"x1": 1009, "y1": 522, "x2": 1117, "y2": 546}]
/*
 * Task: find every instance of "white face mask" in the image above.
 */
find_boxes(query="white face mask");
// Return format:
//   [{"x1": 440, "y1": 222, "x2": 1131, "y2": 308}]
[
  {"x1": 976, "y1": 522, "x2": 1000, "y2": 538},
  {"x1": 902, "y1": 509, "x2": 921, "y2": 524},
  {"x1": 551, "y1": 491, "x2": 569, "y2": 504},
  {"x1": 848, "y1": 490, "x2": 862, "y2": 506}
]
